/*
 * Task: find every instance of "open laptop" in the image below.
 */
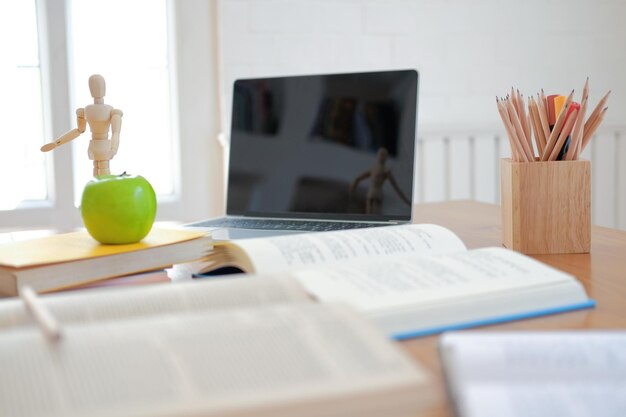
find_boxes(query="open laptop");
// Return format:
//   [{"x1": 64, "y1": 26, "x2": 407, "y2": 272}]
[{"x1": 187, "y1": 69, "x2": 419, "y2": 240}]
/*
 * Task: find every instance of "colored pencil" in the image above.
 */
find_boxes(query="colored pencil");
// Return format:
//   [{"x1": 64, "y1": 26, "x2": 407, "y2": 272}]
[
  {"x1": 581, "y1": 107, "x2": 608, "y2": 152},
  {"x1": 584, "y1": 90, "x2": 611, "y2": 133},
  {"x1": 497, "y1": 97, "x2": 528, "y2": 162},
  {"x1": 537, "y1": 92, "x2": 551, "y2": 144},
  {"x1": 582, "y1": 77, "x2": 589, "y2": 105},
  {"x1": 542, "y1": 90, "x2": 574, "y2": 161},
  {"x1": 506, "y1": 98, "x2": 534, "y2": 161},
  {"x1": 517, "y1": 90, "x2": 531, "y2": 149},
  {"x1": 547, "y1": 108, "x2": 578, "y2": 161},
  {"x1": 546, "y1": 94, "x2": 558, "y2": 126},
  {"x1": 566, "y1": 96, "x2": 588, "y2": 161},
  {"x1": 496, "y1": 80, "x2": 607, "y2": 162},
  {"x1": 528, "y1": 97, "x2": 545, "y2": 156}
]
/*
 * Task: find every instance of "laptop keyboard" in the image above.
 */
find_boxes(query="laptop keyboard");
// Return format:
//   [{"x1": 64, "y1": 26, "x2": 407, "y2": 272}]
[{"x1": 194, "y1": 218, "x2": 388, "y2": 232}]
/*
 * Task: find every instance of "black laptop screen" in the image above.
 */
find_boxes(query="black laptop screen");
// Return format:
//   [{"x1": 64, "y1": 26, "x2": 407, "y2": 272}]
[{"x1": 227, "y1": 69, "x2": 418, "y2": 221}]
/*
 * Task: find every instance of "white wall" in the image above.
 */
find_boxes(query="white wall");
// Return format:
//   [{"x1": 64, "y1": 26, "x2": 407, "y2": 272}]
[
  {"x1": 218, "y1": 0, "x2": 625, "y2": 129},
  {"x1": 216, "y1": 0, "x2": 626, "y2": 228}
]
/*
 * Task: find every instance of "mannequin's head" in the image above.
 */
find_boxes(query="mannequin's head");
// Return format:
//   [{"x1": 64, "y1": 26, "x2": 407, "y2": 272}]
[{"x1": 89, "y1": 74, "x2": 106, "y2": 103}]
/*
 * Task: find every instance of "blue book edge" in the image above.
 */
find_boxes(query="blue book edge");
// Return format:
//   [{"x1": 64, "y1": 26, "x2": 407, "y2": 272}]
[{"x1": 391, "y1": 299, "x2": 597, "y2": 341}]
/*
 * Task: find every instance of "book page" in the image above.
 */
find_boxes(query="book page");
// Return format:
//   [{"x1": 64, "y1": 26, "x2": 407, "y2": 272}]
[
  {"x1": 295, "y1": 247, "x2": 579, "y2": 311},
  {"x1": 236, "y1": 223, "x2": 466, "y2": 273},
  {"x1": 0, "y1": 275, "x2": 310, "y2": 330},
  {"x1": 0, "y1": 304, "x2": 428, "y2": 417},
  {"x1": 440, "y1": 332, "x2": 626, "y2": 417}
]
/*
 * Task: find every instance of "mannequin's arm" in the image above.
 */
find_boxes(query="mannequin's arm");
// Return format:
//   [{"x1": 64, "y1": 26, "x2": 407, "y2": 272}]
[
  {"x1": 350, "y1": 171, "x2": 370, "y2": 193},
  {"x1": 110, "y1": 109, "x2": 123, "y2": 155},
  {"x1": 387, "y1": 171, "x2": 411, "y2": 205},
  {"x1": 40, "y1": 109, "x2": 86, "y2": 152}
]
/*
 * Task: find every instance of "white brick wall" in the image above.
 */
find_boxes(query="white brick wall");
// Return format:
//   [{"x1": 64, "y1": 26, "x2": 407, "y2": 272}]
[
  {"x1": 217, "y1": 0, "x2": 626, "y2": 228},
  {"x1": 219, "y1": 0, "x2": 626, "y2": 130}
]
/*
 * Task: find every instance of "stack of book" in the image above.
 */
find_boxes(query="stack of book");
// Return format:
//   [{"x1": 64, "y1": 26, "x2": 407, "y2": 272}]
[{"x1": 0, "y1": 228, "x2": 211, "y2": 295}]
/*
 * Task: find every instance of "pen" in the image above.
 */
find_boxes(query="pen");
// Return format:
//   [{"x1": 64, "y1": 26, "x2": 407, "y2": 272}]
[{"x1": 20, "y1": 286, "x2": 62, "y2": 342}]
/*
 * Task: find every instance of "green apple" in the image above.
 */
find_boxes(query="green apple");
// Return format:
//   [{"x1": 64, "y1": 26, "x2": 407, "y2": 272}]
[{"x1": 80, "y1": 172, "x2": 157, "y2": 244}]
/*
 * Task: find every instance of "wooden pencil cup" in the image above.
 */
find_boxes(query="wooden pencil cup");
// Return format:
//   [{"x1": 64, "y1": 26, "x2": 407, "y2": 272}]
[{"x1": 500, "y1": 158, "x2": 591, "y2": 254}]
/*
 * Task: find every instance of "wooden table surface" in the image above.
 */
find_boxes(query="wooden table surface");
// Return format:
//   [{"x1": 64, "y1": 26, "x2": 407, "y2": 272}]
[{"x1": 406, "y1": 200, "x2": 626, "y2": 417}]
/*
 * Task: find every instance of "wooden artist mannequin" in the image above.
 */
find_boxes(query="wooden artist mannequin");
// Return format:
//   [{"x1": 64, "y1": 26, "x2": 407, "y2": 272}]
[
  {"x1": 350, "y1": 147, "x2": 410, "y2": 214},
  {"x1": 41, "y1": 74, "x2": 123, "y2": 176}
]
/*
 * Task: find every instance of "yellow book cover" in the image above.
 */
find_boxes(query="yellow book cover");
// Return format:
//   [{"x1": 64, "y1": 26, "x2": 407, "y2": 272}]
[
  {"x1": 0, "y1": 228, "x2": 208, "y2": 269},
  {"x1": 0, "y1": 228, "x2": 211, "y2": 295}
]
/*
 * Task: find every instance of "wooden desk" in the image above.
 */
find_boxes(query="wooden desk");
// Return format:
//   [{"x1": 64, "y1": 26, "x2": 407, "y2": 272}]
[{"x1": 406, "y1": 200, "x2": 626, "y2": 417}]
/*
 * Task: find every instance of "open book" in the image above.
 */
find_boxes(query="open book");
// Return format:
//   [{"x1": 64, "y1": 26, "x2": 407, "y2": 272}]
[
  {"x1": 181, "y1": 223, "x2": 594, "y2": 339},
  {"x1": 0, "y1": 224, "x2": 593, "y2": 341},
  {"x1": 0, "y1": 279, "x2": 430, "y2": 417},
  {"x1": 194, "y1": 223, "x2": 467, "y2": 275},
  {"x1": 439, "y1": 331, "x2": 626, "y2": 417}
]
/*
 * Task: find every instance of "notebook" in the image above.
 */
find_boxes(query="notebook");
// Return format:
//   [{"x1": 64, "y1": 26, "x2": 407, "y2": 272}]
[{"x1": 188, "y1": 69, "x2": 419, "y2": 240}]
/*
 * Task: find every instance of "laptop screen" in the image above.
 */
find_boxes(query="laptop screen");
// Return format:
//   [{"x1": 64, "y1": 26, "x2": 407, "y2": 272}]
[{"x1": 226, "y1": 69, "x2": 418, "y2": 222}]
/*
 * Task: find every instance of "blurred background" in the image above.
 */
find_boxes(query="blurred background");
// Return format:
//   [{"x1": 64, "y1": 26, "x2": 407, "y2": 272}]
[{"x1": 2, "y1": 0, "x2": 624, "y2": 232}]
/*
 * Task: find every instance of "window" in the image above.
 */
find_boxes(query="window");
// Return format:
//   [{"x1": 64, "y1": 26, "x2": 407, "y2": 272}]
[
  {"x1": 0, "y1": 0, "x2": 222, "y2": 231},
  {"x1": 0, "y1": 0, "x2": 47, "y2": 210},
  {"x1": 69, "y1": 0, "x2": 174, "y2": 199}
]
